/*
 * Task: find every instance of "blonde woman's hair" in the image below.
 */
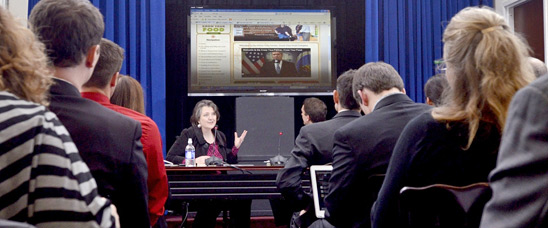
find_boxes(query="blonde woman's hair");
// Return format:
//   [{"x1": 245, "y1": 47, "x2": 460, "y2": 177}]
[
  {"x1": 433, "y1": 6, "x2": 534, "y2": 149},
  {"x1": 0, "y1": 7, "x2": 53, "y2": 105},
  {"x1": 110, "y1": 75, "x2": 145, "y2": 114}
]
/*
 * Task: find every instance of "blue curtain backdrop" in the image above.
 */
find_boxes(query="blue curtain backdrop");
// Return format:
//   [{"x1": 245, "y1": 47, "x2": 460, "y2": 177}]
[
  {"x1": 28, "y1": 0, "x2": 167, "y2": 156},
  {"x1": 365, "y1": 0, "x2": 492, "y2": 102}
]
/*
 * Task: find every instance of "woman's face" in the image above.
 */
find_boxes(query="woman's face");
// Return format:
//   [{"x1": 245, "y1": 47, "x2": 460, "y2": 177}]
[{"x1": 198, "y1": 106, "x2": 217, "y2": 130}]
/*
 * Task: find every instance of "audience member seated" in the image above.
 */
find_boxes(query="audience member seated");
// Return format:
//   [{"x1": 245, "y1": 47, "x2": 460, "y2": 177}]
[
  {"x1": 323, "y1": 62, "x2": 431, "y2": 228},
  {"x1": 276, "y1": 70, "x2": 361, "y2": 227},
  {"x1": 528, "y1": 57, "x2": 547, "y2": 78},
  {"x1": 424, "y1": 74, "x2": 448, "y2": 106},
  {"x1": 29, "y1": 0, "x2": 149, "y2": 227},
  {"x1": 166, "y1": 100, "x2": 250, "y2": 228},
  {"x1": 371, "y1": 7, "x2": 534, "y2": 228},
  {"x1": 0, "y1": 6, "x2": 118, "y2": 227},
  {"x1": 301, "y1": 97, "x2": 328, "y2": 125},
  {"x1": 111, "y1": 75, "x2": 145, "y2": 114},
  {"x1": 480, "y1": 59, "x2": 548, "y2": 228},
  {"x1": 81, "y1": 38, "x2": 168, "y2": 227}
]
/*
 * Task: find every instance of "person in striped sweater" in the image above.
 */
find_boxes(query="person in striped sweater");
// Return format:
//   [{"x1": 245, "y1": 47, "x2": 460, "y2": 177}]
[{"x1": 0, "y1": 6, "x2": 119, "y2": 228}]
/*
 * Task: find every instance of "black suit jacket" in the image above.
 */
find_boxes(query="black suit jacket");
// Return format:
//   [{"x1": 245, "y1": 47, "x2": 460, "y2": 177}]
[
  {"x1": 325, "y1": 93, "x2": 430, "y2": 228},
  {"x1": 48, "y1": 79, "x2": 150, "y2": 228},
  {"x1": 260, "y1": 60, "x2": 298, "y2": 77},
  {"x1": 371, "y1": 112, "x2": 499, "y2": 228},
  {"x1": 276, "y1": 110, "x2": 361, "y2": 210}
]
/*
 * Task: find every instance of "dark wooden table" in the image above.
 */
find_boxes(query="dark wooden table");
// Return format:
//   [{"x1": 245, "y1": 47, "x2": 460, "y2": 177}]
[{"x1": 166, "y1": 165, "x2": 286, "y2": 200}]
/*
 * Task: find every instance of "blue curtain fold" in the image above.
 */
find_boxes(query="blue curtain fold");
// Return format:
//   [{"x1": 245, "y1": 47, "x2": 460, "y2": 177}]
[
  {"x1": 28, "y1": 0, "x2": 167, "y2": 156},
  {"x1": 365, "y1": 0, "x2": 492, "y2": 102}
]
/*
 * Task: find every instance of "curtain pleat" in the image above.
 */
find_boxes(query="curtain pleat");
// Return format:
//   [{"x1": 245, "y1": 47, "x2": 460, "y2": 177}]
[
  {"x1": 28, "y1": 0, "x2": 167, "y2": 155},
  {"x1": 364, "y1": 0, "x2": 493, "y2": 102}
]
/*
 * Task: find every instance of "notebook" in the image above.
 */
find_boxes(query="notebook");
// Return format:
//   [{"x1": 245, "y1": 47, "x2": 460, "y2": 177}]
[{"x1": 310, "y1": 165, "x2": 333, "y2": 219}]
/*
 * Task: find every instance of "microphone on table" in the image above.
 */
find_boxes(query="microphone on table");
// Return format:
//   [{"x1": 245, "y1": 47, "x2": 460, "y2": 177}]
[
  {"x1": 269, "y1": 131, "x2": 287, "y2": 165},
  {"x1": 214, "y1": 125, "x2": 218, "y2": 142},
  {"x1": 206, "y1": 125, "x2": 221, "y2": 166}
]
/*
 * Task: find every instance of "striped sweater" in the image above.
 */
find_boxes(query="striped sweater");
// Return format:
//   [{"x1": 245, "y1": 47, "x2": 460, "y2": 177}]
[{"x1": 0, "y1": 91, "x2": 116, "y2": 228}]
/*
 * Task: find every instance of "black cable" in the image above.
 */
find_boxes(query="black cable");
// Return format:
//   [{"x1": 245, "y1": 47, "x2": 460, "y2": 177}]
[{"x1": 179, "y1": 202, "x2": 189, "y2": 228}]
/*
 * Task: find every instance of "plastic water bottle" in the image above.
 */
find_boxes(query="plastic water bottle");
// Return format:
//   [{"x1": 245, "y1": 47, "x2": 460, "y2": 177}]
[{"x1": 185, "y1": 138, "x2": 195, "y2": 167}]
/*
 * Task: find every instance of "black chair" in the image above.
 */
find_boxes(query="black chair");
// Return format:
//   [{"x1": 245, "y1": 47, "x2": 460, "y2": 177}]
[{"x1": 399, "y1": 182, "x2": 492, "y2": 228}]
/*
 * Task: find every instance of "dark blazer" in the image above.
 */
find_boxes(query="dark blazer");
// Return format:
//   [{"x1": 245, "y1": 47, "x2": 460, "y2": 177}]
[
  {"x1": 260, "y1": 60, "x2": 298, "y2": 77},
  {"x1": 480, "y1": 75, "x2": 548, "y2": 228},
  {"x1": 166, "y1": 125, "x2": 237, "y2": 164},
  {"x1": 48, "y1": 79, "x2": 149, "y2": 228},
  {"x1": 372, "y1": 113, "x2": 500, "y2": 228},
  {"x1": 276, "y1": 110, "x2": 361, "y2": 210},
  {"x1": 325, "y1": 93, "x2": 430, "y2": 228}
]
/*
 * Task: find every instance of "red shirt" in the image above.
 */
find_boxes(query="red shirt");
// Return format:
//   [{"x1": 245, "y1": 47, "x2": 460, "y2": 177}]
[{"x1": 82, "y1": 92, "x2": 168, "y2": 225}]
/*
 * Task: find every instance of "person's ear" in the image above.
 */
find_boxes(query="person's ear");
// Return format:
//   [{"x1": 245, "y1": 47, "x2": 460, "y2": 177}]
[
  {"x1": 110, "y1": 72, "x2": 120, "y2": 87},
  {"x1": 85, "y1": 45, "x2": 101, "y2": 68},
  {"x1": 401, "y1": 88, "x2": 407, "y2": 94},
  {"x1": 426, "y1": 97, "x2": 434, "y2": 106},
  {"x1": 332, "y1": 90, "x2": 339, "y2": 104},
  {"x1": 358, "y1": 89, "x2": 368, "y2": 107}
]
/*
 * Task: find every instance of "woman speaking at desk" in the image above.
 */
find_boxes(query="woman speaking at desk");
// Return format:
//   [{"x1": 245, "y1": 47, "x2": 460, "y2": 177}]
[
  {"x1": 166, "y1": 99, "x2": 250, "y2": 228},
  {"x1": 166, "y1": 99, "x2": 247, "y2": 166}
]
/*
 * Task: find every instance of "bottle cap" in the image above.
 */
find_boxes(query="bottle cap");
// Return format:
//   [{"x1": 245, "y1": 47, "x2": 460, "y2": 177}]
[{"x1": 188, "y1": 138, "x2": 193, "y2": 144}]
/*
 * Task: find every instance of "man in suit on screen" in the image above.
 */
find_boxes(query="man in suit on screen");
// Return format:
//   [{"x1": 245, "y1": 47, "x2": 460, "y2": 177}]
[{"x1": 261, "y1": 51, "x2": 298, "y2": 77}]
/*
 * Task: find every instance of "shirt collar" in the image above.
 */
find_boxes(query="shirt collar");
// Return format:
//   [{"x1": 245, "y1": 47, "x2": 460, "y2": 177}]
[
  {"x1": 372, "y1": 92, "x2": 402, "y2": 111},
  {"x1": 81, "y1": 92, "x2": 111, "y2": 105}
]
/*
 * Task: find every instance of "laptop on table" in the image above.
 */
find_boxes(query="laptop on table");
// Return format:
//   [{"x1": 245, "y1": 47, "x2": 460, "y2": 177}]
[{"x1": 310, "y1": 165, "x2": 333, "y2": 219}]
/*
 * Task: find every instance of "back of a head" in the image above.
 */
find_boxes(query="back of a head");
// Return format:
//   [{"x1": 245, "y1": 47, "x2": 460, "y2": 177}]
[
  {"x1": 303, "y1": 97, "x2": 327, "y2": 123},
  {"x1": 528, "y1": 57, "x2": 547, "y2": 78},
  {"x1": 84, "y1": 38, "x2": 124, "y2": 88},
  {"x1": 435, "y1": 6, "x2": 533, "y2": 148},
  {"x1": 352, "y1": 62, "x2": 404, "y2": 102},
  {"x1": 424, "y1": 74, "x2": 448, "y2": 106},
  {"x1": 336, "y1": 69, "x2": 359, "y2": 110},
  {"x1": 0, "y1": 7, "x2": 52, "y2": 105},
  {"x1": 29, "y1": 0, "x2": 104, "y2": 67},
  {"x1": 110, "y1": 75, "x2": 145, "y2": 114}
]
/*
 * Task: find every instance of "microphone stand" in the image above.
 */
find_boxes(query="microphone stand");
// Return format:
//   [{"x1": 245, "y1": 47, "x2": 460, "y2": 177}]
[{"x1": 269, "y1": 132, "x2": 287, "y2": 165}]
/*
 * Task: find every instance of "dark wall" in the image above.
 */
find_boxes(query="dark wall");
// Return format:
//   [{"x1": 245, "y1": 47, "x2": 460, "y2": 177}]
[
  {"x1": 514, "y1": 0, "x2": 544, "y2": 61},
  {"x1": 165, "y1": 0, "x2": 365, "y2": 150}
]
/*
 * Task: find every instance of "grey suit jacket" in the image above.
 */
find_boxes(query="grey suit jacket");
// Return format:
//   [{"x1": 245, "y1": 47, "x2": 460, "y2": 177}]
[
  {"x1": 276, "y1": 110, "x2": 361, "y2": 210},
  {"x1": 480, "y1": 75, "x2": 548, "y2": 228}
]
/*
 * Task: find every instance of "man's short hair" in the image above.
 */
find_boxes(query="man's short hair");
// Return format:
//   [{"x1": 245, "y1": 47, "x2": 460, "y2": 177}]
[
  {"x1": 84, "y1": 38, "x2": 124, "y2": 88},
  {"x1": 529, "y1": 57, "x2": 547, "y2": 78},
  {"x1": 424, "y1": 74, "x2": 448, "y2": 106},
  {"x1": 29, "y1": 0, "x2": 104, "y2": 67},
  {"x1": 352, "y1": 62, "x2": 404, "y2": 102},
  {"x1": 336, "y1": 69, "x2": 359, "y2": 110},
  {"x1": 303, "y1": 97, "x2": 327, "y2": 123}
]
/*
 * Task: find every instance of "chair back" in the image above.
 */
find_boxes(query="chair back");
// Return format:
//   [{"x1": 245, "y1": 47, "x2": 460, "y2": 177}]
[{"x1": 399, "y1": 182, "x2": 491, "y2": 228}]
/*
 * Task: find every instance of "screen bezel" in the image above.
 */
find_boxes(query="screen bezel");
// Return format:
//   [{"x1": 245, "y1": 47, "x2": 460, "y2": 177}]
[{"x1": 187, "y1": 5, "x2": 337, "y2": 96}]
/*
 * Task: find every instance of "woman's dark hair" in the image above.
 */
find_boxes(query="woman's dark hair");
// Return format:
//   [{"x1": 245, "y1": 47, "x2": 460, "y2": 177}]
[{"x1": 190, "y1": 99, "x2": 220, "y2": 126}]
